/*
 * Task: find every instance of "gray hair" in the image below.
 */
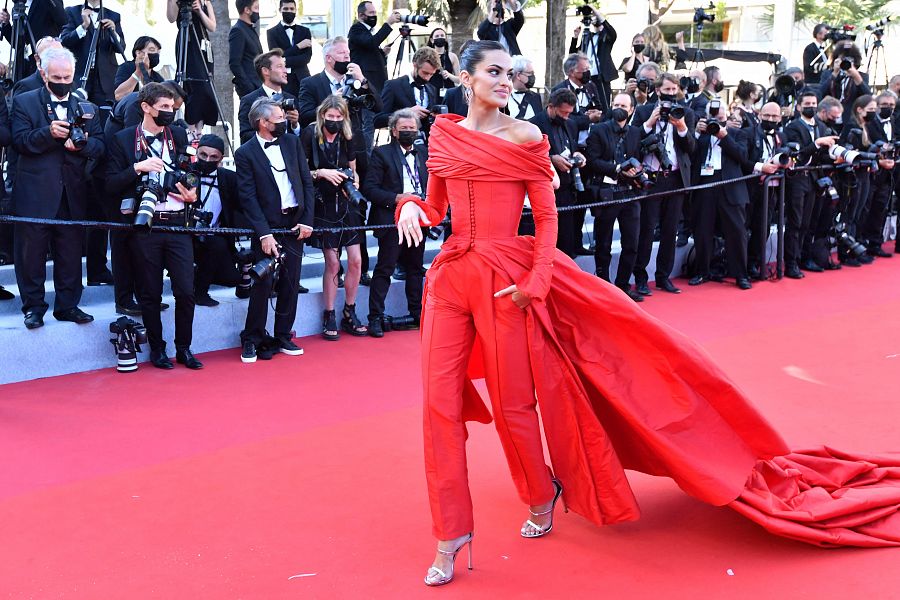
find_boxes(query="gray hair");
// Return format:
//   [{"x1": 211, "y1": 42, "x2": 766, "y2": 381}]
[
  {"x1": 388, "y1": 108, "x2": 420, "y2": 131},
  {"x1": 323, "y1": 36, "x2": 348, "y2": 58},
  {"x1": 563, "y1": 52, "x2": 587, "y2": 76},
  {"x1": 511, "y1": 55, "x2": 533, "y2": 75},
  {"x1": 877, "y1": 89, "x2": 898, "y2": 102},
  {"x1": 249, "y1": 97, "x2": 280, "y2": 131},
  {"x1": 635, "y1": 61, "x2": 660, "y2": 80},
  {"x1": 40, "y1": 46, "x2": 76, "y2": 71}
]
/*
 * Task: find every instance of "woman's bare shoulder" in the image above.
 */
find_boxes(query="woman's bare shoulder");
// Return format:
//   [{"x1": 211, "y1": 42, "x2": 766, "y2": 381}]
[{"x1": 503, "y1": 116, "x2": 543, "y2": 144}]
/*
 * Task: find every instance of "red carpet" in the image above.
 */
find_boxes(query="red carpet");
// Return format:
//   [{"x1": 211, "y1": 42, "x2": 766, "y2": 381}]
[{"x1": 2, "y1": 257, "x2": 900, "y2": 598}]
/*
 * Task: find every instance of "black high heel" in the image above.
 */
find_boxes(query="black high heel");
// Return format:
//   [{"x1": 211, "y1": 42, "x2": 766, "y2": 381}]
[
  {"x1": 521, "y1": 478, "x2": 565, "y2": 538},
  {"x1": 424, "y1": 532, "x2": 474, "y2": 587},
  {"x1": 341, "y1": 303, "x2": 368, "y2": 336},
  {"x1": 322, "y1": 309, "x2": 339, "y2": 341}
]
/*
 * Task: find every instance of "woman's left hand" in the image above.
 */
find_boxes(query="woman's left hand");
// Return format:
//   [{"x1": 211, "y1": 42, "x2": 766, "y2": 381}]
[{"x1": 494, "y1": 284, "x2": 531, "y2": 309}]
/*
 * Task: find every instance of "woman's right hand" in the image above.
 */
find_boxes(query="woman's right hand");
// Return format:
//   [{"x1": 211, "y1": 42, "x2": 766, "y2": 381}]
[
  {"x1": 317, "y1": 169, "x2": 348, "y2": 186},
  {"x1": 397, "y1": 201, "x2": 428, "y2": 247}
]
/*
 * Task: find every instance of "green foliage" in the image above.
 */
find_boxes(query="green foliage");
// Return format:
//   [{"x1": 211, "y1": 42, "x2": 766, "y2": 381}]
[{"x1": 794, "y1": 0, "x2": 891, "y2": 27}]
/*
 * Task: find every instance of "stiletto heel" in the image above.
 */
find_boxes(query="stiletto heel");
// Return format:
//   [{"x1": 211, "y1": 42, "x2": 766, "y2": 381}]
[
  {"x1": 521, "y1": 478, "x2": 564, "y2": 538},
  {"x1": 424, "y1": 533, "x2": 474, "y2": 587}
]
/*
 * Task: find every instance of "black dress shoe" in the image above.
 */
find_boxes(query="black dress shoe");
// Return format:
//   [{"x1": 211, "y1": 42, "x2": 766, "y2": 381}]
[
  {"x1": 150, "y1": 350, "x2": 174, "y2": 369},
  {"x1": 24, "y1": 311, "x2": 44, "y2": 329},
  {"x1": 368, "y1": 316, "x2": 385, "y2": 338},
  {"x1": 116, "y1": 301, "x2": 142, "y2": 317},
  {"x1": 688, "y1": 275, "x2": 707, "y2": 286},
  {"x1": 655, "y1": 279, "x2": 681, "y2": 294},
  {"x1": 785, "y1": 266, "x2": 805, "y2": 279},
  {"x1": 634, "y1": 281, "x2": 653, "y2": 296},
  {"x1": 736, "y1": 277, "x2": 753, "y2": 290},
  {"x1": 160, "y1": 302, "x2": 170, "y2": 311},
  {"x1": 824, "y1": 260, "x2": 842, "y2": 271},
  {"x1": 676, "y1": 233, "x2": 689, "y2": 248},
  {"x1": 390, "y1": 314, "x2": 421, "y2": 331},
  {"x1": 195, "y1": 294, "x2": 219, "y2": 307},
  {"x1": 841, "y1": 257, "x2": 862, "y2": 267},
  {"x1": 867, "y1": 247, "x2": 892, "y2": 258},
  {"x1": 297, "y1": 284, "x2": 309, "y2": 294},
  {"x1": 800, "y1": 260, "x2": 824, "y2": 273},
  {"x1": 623, "y1": 288, "x2": 643, "y2": 302},
  {"x1": 175, "y1": 348, "x2": 203, "y2": 369},
  {"x1": 0, "y1": 285, "x2": 14, "y2": 300},
  {"x1": 858, "y1": 253, "x2": 874, "y2": 264},
  {"x1": 359, "y1": 273, "x2": 372, "y2": 286},
  {"x1": 576, "y1": 246, "x2": 594, "y2": 256},
  {"x1": 87, "y1": 271, "x2": 114, "y2": 286},
  {"x1": 54, "y1": 307, "x2": 94, "y2": 324}
]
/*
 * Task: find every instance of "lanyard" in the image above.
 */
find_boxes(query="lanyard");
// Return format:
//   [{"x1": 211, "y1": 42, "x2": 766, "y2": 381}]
[
  {"x1": 199, "y1": 175, "x2": 217, "y2": 209},
  {"x1": 400, "y1": 149, "x2": 421, "y2": 194}
]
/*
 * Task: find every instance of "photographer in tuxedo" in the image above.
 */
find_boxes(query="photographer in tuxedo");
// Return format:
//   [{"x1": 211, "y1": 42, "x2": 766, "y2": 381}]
[
  {"x1": 237, "y1": 49, "x2": 300, "y2": 143},
  {"x1": 362, "y1": 109, "x2": 427, "y2": 337},
  {"x1": 166, "y1": 0, "x2": 217, "y2": 136},
  {"x1": 586, "y1": 92, "x2": 644, "y2": 302},
  {"x1": 0, "y1": 0, "x2": 67, "y2": 80},
  {"x1": 508, "y1": 55, "x2": 542, "y2": 121},
  {"x1": 266, "y1": 0, "x2": 312, "y2": 98},
  {"x1": 476, "y1": 0, "x2": 524, "y2": 56},
  {"x1": 860, "y1": 90, "x2": 897, "y2": 258},
  {"x1": 568, "y1": 5, "x2": 617, "y2": 112},
  {"x1": 236, "y1": 98, "x2": 314, "y2": 363},
  {"x1": 348, "y1": 1, "x2": 400, "y2": 94},
  {"x1": 11, "y1": 46, "x2": 104, "y2": 330},
  {"x1": 60, "y1": 0, "x2": 124, "y2": 113},
  {"x1": 803, "y1": 24, "x2": 829, "y2": 87},
  {"x1": 228, "y1": 0, "x2": 263, "y2": 98},
  {"x1": 375, "y1": 46, "x2": 441, "y2": 129},
  {"x1": 105, "y1": 83, "x2": 201, "y2": 369}
]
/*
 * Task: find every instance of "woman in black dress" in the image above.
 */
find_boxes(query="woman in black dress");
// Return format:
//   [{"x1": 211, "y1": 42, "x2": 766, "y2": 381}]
[
  {"x1": 427, "y1": 28, "x2": 460, "y2": 88},
  {"x1": 301, "y1": 95, "x2": 368, "y2": 339},
  {"x1": 166, "y1": 0, "x2": 218, "y2": 139}
]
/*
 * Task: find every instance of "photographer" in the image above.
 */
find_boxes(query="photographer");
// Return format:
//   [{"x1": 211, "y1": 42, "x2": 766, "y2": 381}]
[
  {"x1": 60, "y1": 0, "x2": 125, "y2": 114},
  {"x1": 11, "y1": 46, "x2": 103, "y2": 330},
  {"x1": 690, "y1": 102, "x2": 752, "y2": 290},
  {"x1": 237, "y1": 49, "x2": 300, "y2": 143},
  {"x1": 619, "y1": 32, "x2": 648, "y2": 82},
  {"x1": 166, "y1": 0, "x2": 217, "y2": 136},
  {"x1": 553, "y1": 52, "x2": 603, "y2": 145},
  {"x1": 586, "y1": 92, "x2": 643, "y2": 302},
  {"x1": 236, "y1": 97, "x2": 314, "y2": 363},
  {"x1": 631, "y1": 72, "x2": 696, "y2": 295},
  {"x1": 626, "y1": 61, "x2": 660, "y2": 108},
  {"x1": 569, "y1": 5, "x2": 617, "y2": 112},
  {"x1": 105, "y1": 83, "x2": 201, "y2": 369},
  {"x1": 192, "y1": 134, "x2": 246, "y2": 307},
  {"x1": 113, "y1": 36, "x2": 164, "y2": 101},
  {"x1": 690, "y1": 65, "x2": 723, "y2": 117},
  {"x1": 228, "y1": 0, "x2": 263, "y2": 98},
  {"x1": 348, "y1": 1, "x2": 401, "y2": 94},
  {"x1": 0, "y1": 0, "x2": 67, "y2": 80},
  {"x1": 860, "y1": 90, "x2": 898, "y2": 257},
  {"x1": 477, "y1": 0, "x2": 524, "y2": 56},
  {"x1": 362, "y1": 108, "x2": 427, "y2": 337},
  {"x1": 508, "y1": 55, "x2": 541, "y2": 121},
  {"x1": 803, "y1": 24, "x2": 830, "y2": 87},
  {"x1": 820, "y1": 42, "x2": 870, "y2": 124},
  {"x1": 11, "y1": 35, "x2": 61, "y2": 96},
  {"x1": 530, "y1": 88, "x2": 584, "y2": 258},
  {"x1": 266, "y1": 0, "x2": 312, "y2": 98},
  {"x1": 375, "y1": 46, "x2": 440, "y2": 129},
  {"x1": 302, "y1": 95, "x2": 368, "y2": 340},
  {"x1": 105, "y1": 80, "x2": 187, "y2": 140},
  {"x1": 782, "y1": 90, "x2": 838, "y2": 277}
]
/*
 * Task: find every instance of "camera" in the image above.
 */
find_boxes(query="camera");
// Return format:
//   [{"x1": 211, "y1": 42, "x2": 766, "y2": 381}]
[
  {"x1": 336, "y1": 167, "x2": 366, "y2": 207},
  {"x1": 640, "y1": 133, "x2": 673, "y2": 171},
  {"x1": 839, "y1": 56, "x2": 854, "y2": 71},
  {"x1": 636, "y1": 77, "x2": 653, "y2": 93},
  {"x1": 829, "y1": 143, "x2": 878, "y2": 166},
  {"x1": 250, "y1": 244, "x2": 285, "y2": 283},
  {"x1": 771, "y1": 142, "x2": 801, "y2": 167},
  {"x1": 871, "y1": 140, "x2": 896, "y2": 160},
  {"x1": 680, "y1": 75, "x2": 701, "y2": 94},
  {"x1": 399, "y1": 14, "x2": 429, "y2": 26},
  {"x1": 706, "y1": 120, "x2": 722, "y2": 136},
  {"x1": 577, "y1": 4, "x2": 594, "y2": 25},
  {"x1": 109, "y1": 316, "x2": 148, "y2": 373},
  {"x1": 569, "y1": 154, "x2": 586, "y2": 192},
  {"x1": 825, "y1": 24, "x2": 857, "y2": 43},
  {"x1": 816, "y1": 176, "x2": 840, "y2": 202},
  {"x1": 693, "y1": 3, "x2": 715, "y2": 31},
  {"x1": 189, "y1": 207, "x2": 214, "y2": 241},
  {"x1": 133, "y1": 150, "x2": 200, "y2": 229},
  {"x1": 279, "y1": 97, "x2": 296, "y2": 112},
  {"x1": 424, "y1": 104, "x2": 448, "y2": 132},
  {"x1": 658, "y1": 99, "x2": 685, "y2": 122},
  {"x1": 342, "y1": 80, "x2": 376, "y2": 112},
  {"x1": 866, "y1": 17, "x2": 891, "y2": 35},
  {"x1": 68, "y1": 101, "x2": 97, "y2": 149},
  {"x1": 617, "y1": 157, "x2": 650, "y2": 189}
]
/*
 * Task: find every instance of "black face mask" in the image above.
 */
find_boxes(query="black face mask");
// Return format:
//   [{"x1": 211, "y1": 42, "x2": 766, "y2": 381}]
[
  {"x1": 611, "y1": 108, "x2": 628, "y2": 123},
  {"x1": 282, "y1": 11, "x2": 296, "y2": 24},
  {"x1": 760, "y1": 119, "x2": 779, "y2": 132},
  {"x1": 580, "y1": 71, "x2": 591, "y2": 85},
  {"x1": 397, "y1": 130, "x2": 418, "y2": 146},
  {"x1": 195, "y1": 158, "x2": 219, "y2": 175},
  {"x1": 147, "y1": 52, "x2": 160, "y2": 69},
  {"x1": 658, "y1": 93, "x2": 675, "y2": 103},
  {"x1": 551, "y1": 114, "x2": 566, "y2": 126},
  {"x1": 433, "y1": 38, "x2": 447, "y2": 48},
  {"x1": 686, "y1": 80, "x2": 700, "y2": 94},
  {"x1": 250, "y1": 11, "x2": 260, "y2": 24},
  {"x1": 153, "y1": 109, "x2": 176, "y2": 127},
  {"x1": 864, "y1": 110, "x2": 877, "y2": 123},
  {"x1": 271, "y1": 120, "x2": 287, "y2": 138},
  {"x1": 879, "y1": 106, "x2": 894, "y2": 120},
  {"x1": 47, "y1": 80, "x2": 71, "y2": 98},
  {"x1": 633, "y1": 44, "x2": 645, "y2": 54},
  {"x1": 323, "y1": 119, "x2": 343, "y2": 134},
  {"x1": 524, "y1": 74, "x2": 535, "y2": 89},
  {"x1": 713, "y1": 81, "x2": 724, "y2": 93},
  {"x1": 364, "y1": 15, "x2": 378, "y2": 27},
  {"x1": 801, "y1": 106, "x2": 817, "y2": 119},
  {"x1": 333, "y1": 61, "x2": 350, "y2": 75}
]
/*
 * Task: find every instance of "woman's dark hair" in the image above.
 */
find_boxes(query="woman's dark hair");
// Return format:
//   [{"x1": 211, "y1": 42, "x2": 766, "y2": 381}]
[
  {"x1": 852, "y1": 94, "x2": 874, "y2": 120},
  {"x1": 132, "y1": 36, "x2": 162, "y2": 58},
  {"x1": 831, "y1": 43, "x2": 863, "y2": 67},
  {"x1": 427, "y1": 28, "x2": 447, "y2": 47},
  {"x1": 459, "y1": 40, "x2": 505, "y2": 74},
  {"x1": 735, "y1": 80, "x2": 757, "y2": 101},
  {"x1": 138, "y1": 82, "x2": 175, "y2": 108}
]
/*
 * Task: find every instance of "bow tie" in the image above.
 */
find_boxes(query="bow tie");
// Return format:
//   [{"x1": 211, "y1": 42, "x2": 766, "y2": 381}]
[
  {"x1": 144, "y1": 132, "x2": 163, "y2": 144},
  {"x1": 264, "y1": 138, "x2": 281, "y2": 149},
  {"x1": 404, "y1": 149, "x2": 416, "y2": 157},
  {"x1": 271, "y1": 92, "x2": 283, "y2": 101},
  {"x1": 51, "y1": 100, "x2": 67, "y2": 110},
  {"x1": 284, "y1": 24, "x2": 296, "y2": 30}
]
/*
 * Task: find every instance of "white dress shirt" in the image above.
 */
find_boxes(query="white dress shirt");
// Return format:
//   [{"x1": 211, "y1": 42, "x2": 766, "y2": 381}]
[
  {"x1": 198, "y1": 175, "x2": 223, "y2": 227},
  {"x1": 256, "y1": 134, "x2": 298, "y2": 211},
  {"x1": 142, "y1": 128, "x2": 185, "y2": 212},
  {"x1": 509, "y1": 91, "x2": 535, "y2": 120},
  {"x1": 882, "y1": 118, "x2": 893, "y2": 142},
  {"x1": 400, "y1": 147, "x2": 421, "y2": 194},
  {"x1": 75, "y1": 4, "x2": 101, "y2": 38},
  {"x1": 50, "y1": 93, "x2": 69, "y2": 120}
]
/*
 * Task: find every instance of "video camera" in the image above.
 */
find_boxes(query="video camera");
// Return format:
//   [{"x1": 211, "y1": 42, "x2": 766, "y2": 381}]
[
  {"x1": 693, "y1": 3, "x2": 715, "y2": 31},
  {"x1": 109, "y1": 316, "x2": 148, "y2": 373},
  {"x1": 617, "y1": 157, "x2": 651, "y2": 189},
  {"x1": 825, "y1": 24, "x2": 857, "y2": 43},
  {"x1": 336, "y1": 167, "x2": 366, "y2": 207},
  {"x1": 640, "y1": 133, "x2": 673, "y2": 171}
]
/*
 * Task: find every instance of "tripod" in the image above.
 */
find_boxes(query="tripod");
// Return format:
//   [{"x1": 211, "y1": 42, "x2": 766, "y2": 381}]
[
  {"x1": 391, "y1": 27, "x2": 416, "y2": 78},
  {"x1": 688, "y1": 22, "x2": 707, "y2": 70},
  {"x1": 78, "y1": 0, "x2": 127, "y2": 94},
  {"x1": 865, "y1": 32, "x2": 889, "y2": 89},
  {"x1": 174, "y1": 0, "x2": 234, "y2": 155},
  {"x1": 5, "y1": 0, "x2": 37, "y2": 85}
]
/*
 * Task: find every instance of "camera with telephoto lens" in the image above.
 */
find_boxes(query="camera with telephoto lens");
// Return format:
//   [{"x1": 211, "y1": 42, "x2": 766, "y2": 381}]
[
  {"x1": 569, "y1": 154, "x2": 586, "y2": 192},
  {"x1": 250, "y1": 244, "x2": 285, "y2": 283},
  {"x1": 829, "y1": 142, "x2": 878, "y2": 168},
  {"x1": 342, "y1": 78, "x2": 376, "y2": 111},
  {"x1": 658, "y1": 98, "x2": 685, "y2": 122},
  {"x1": 336, "y1": 167, "x2": 366, "y2": 207},
  {"x1": 831, "y1": 217, "x2": 868, "y2": 260},
  {"x1": 640, "y1": 133, "x2": 673, "y2": 171},
  {"x1": 133, "y1": 149, "x2": 200, "y2": 229},
  {"x1": 816, "y1": 176, "x2": 840, "y2": 202},
  {"x1": 825, "y1": 24, "x2": 857, "y2": 43},
  {"x1": 870, "y1": 140, "x2": 896, "y2": 160},
  {"x1": 771, "y1": 142, "x2": 801, "y2": 167},
  {"x1": 235, "y1": 247, "x2": 254, "y2": 298},
  {"x1": 399, "y1": 14, "x2": 429, "y2": 26},
  {"x1": 617, "y1": 157, "x2": 650, "y2": 189},
  {"x1": 68, "y1": 101, "x2": 96, "y2": 149},
  {"x1": 109, "y1": 316, "x2": 148, "y2": 373},
  {"x1": 693, "y1": 3, "x2": 715, "y2": 31}
]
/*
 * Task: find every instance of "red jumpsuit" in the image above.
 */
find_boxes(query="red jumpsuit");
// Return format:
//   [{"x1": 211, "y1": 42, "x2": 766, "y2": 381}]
[{"x1": 400, "y1": 115, "x2": 900, "y2": 547}]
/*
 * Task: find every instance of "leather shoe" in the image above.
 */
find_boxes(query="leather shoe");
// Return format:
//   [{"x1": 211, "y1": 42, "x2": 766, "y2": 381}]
[
  {"x1": 368, "y1": 316, "x2": 385, "y2": 338},
  {"x1": 800, "y1": 259, "x2": 824, "y2": 273},
  {"x1": 736, "y1": 277, "x2": 752, "y2": 290},
  {"x1": 785, "y1": 266, "x2": 805, "y2": 279},
  {"x1": 858, "y1": 253, "x2": 874, "y2": 264},
  {"x1": 359, "y1": 273, "x2": 372, "y2": 286},
  {"x1": 623, "y1": 288, "x2": 643, "y2": 302},
  {"x1": 160, "y1": 302, "x2": 170, "y2": 311},
  {"x1": 150, "y1": 350, "x2": 174, "y2": 369},
  {"x1": 87, "y1": 271, "x2": 114, "y2": 286},
  {"x1": 54, "y1": 307, "x2": 94, "y2": 324},
  {"x1": 634, "y1": 281, "x2": 653, "y2": 296},
  {"x1": 655, "y1": 278, "x2": 681, "y2": 294},
  {"x1": 391, "y1": 314, "x2": 421, "y2": 331},
  {"x1": 841, "y1": 257, "x2": 862, "y2": 267},
  {"x1": 688, "y1": 275, "x2": 707, "y2": 286},
  {"x1": 24, "y1": 311, "x2": 44, "y2": 329},
  {"x1": 175, "y1": 348, "x2": 203, "y2": 369},
  {"x1": 116, "y1": 301, "x2": 142, "y2": 317},
  {"x1": 195, "y1": 293, "x2": 219, "y2": 307},
  {"x1": 867, "y1": 247, "x2": 892, "y2": 258},
  {"x1": 0, "y1": 285, "x2": 14, "y2": 300},
  {"x1": 297, "y1": 284, "x2": 309, "y2": 294},
  {"x1": 824, "y1": 260, "x2": 842, "y2": 271}
]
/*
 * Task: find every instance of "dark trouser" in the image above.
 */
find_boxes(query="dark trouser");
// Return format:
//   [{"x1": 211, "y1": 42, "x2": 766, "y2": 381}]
[
  {"x1": 14, "y1": 221, "x2": 84, "y2": 315},
  {"x1": 837, "y1": 172, "x2": 871, "y2": 260},
  {"x1": 85, "y1": 185, "x2": 110, "y2": 280},
  {"x1": 111, "y1": 230, "x2": 138, "y2": 306},
  {"x1": 591, "y1": 75, "x2": 612, "y2": 112},
  {"x1": 747, "y1": 182, "x2": 778, "y2": 265},
  {"x1": 555, "y1": 189, "x2": 578, "y2": 258},
  {"x1": 861, "y1": 170, "x2": 894, "y2": 247},
  {"x1": 593, "y1": 197, "x2": 640, "y2": 290},
  {"x1": 355, "y1": 150, "x2": 371, "y2": 274},
  {"x1": 241, "y1": 234, "x2": 302, "y2": 345},
  {"x1": 801, "y1": 191, "x2": 828, "y2": 262},
  {"x1": 634, "y1": 173, "x2": 684, "y2": 283},
  {"x1": 368, "y1": 228, "x2": 425, "y2": 319},
  {"x1": 784, "y1": 176, "x2": 815, "y2": 268},
  {"x1": 572, "y1": 204, "x2": 588, "y2": 250},
  {"x1": 131, "y1": 230, "x2": 195, "y2": 352},
  {"x1": 193, "y1": 235, "x2": 241, "y2": 295},
  {"x1": 693, "y1": 176, "x2": 748, "y2": 279}
]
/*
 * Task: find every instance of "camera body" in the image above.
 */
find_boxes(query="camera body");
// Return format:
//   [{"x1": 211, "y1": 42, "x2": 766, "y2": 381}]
[
  {"x1": 342, "y1": 81, "x2": 376, "y2": 112},
  {"x1": 640, "y1": 133, "x2": 673, "y2": 171},
  {"x1": 335, "y1": 167, "x2": 366, "y2": 207},
  {"x1": 132, "y1": 149, "x2": 200, "y2": 228},
  {"x1": 109, "y1": 316, "x2": 148, "y2": 373},
  {"x1": 617, "y1": 157, "x2": 650, "y2": 189},
  {"x1": 279, "y1": 97, "x2": 296, "y2": 112},
  {"x1": 68, "y1": 101, "x2": 97, "y2": 149},
  {"x1": 250, "y1": 244, "x2": 285, "y2": 283},
  {"x1": 636, "y1": 77, "x2": 653, "y2": 94},
  {"x1": 771, "y1": 142, "x2": 801, "y2": 167},
  {"x1": 658, "y1": 99, "x2": 685, "y2": 122},
  {"x1": 839, "y1": 56, "x2": 854, "y2": 72},
  {"x1": 693, "y1": 3, "x2": 716, "y2": 31}
]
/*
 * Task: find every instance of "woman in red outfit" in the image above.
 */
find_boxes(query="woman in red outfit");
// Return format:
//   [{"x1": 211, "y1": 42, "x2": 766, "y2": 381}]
[{"x1": 397, "y1": 41, "x2": 900, "y2": 588}]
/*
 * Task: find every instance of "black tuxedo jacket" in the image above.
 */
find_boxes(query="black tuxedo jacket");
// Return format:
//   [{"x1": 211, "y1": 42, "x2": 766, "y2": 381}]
[
  {"x1": 867, "y1": 117, "x2": 896, "y2": 144},
  {"x1": 203, "y1": 166, "x2": 247, "y2": 228},
  {"x1": 105, "y1": 124, "x2": 190, "y2": 221},
  {"x1": 743, "y1": 130, "x2": 785, "y2": 173},
  {"x1": 0, "y1": 94, "x2": 11, "y2": 200},
  {"x1": 692, "y1": 128, "x2": 749, "y2": 206},
  {"x1": 507, "y1": 89, "x2": 542, "y2": 120},
  {"x1": 297, "y1": 71, "x2": 380, "y2": 153},
  {"x1": 11, "y1": 71, "x2": 44, "y2": 97},
  {"x1": 585, "y1": 120, "x2": 642, "y2": 181},
  {"x1": 237, "y1": 87, "x2": 298, "y2": 143},
  {"x1": 551, "y1": 79, "x2": 602, "y2": 133},
  {"x1": 476, "y1": 10, "x2": 524, "y2": 56},
  {"x1": 784, "y1": 117, "x2": 831, "y2": 191},
  {"x1": 234, "y1": 133, "x2": 315, "y2": 238},
  {"x1": 631, "y1": 102, "x2": 697, "y2": 188},
  {"x1": 530, "y1": 110, "x2": 580, "y2": 195},
  {"x1": 363, "y1": 140, "x2": 429, "y2": 229},
  {"x1": 229, "y1": 20, "x2": 263, "y2": 97},
  {"x1": 444, "y1": 85, "x2": 468, "y2": 117},
  {"x1": 11, "y1": 87, "x2": 105, "y2": 218},
  {"x1": 568, "y1": 21, "x2": 618, "y2": 82},
  {"x1": 2, "y1": 0, "x2": 66, "y2": 77},
  {"x1": 348, "y1": 21, "x2": 392, "y2": 93},
  {"x1": 266, "y1": 22, "x2": 312, "y2": 94},
  {"x1": 375, "y1": 76, "x2": 440, "y2": 129},
  {"x1": 803, "y1": 42, "x2": 828, "y2": 84},
  {"x1": 59, "y1": 4, "x2": 124, "y2": 99}
]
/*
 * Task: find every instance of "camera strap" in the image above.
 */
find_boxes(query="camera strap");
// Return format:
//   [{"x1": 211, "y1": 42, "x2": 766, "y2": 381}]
[
  {"x1": 133, "y1": 126, "x2": 175, "y2": 165},
  {"x1": 398, "y1": 145, "x2": 422, "y2": 194},
  {"x1": 198, "y1": 174, "x2": 217, "y2": 209}
]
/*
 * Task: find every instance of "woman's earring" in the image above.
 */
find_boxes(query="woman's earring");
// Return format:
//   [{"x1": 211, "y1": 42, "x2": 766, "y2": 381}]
[{"x1": 463, "y1": 86, "x2": 473, "y2": 104}]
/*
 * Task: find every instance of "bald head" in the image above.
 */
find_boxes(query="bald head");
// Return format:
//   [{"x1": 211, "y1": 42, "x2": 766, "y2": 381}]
[
  {"x1": 690, "y1": 69, "x2": 706, "y2": 86},
  {"x1": 760, "y1": 102, "x2": 781, "y2": 120}
]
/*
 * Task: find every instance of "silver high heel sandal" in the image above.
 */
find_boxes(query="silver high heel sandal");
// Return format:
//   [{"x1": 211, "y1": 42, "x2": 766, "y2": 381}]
[
  {"x1": 521, "y1": 478, "x2": 565, "y2": 538},
  {"x1": 424, "y1": 532, "x2": 474, "y2": 587}
]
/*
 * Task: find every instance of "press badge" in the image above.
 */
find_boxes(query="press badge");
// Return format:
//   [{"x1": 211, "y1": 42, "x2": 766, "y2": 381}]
[{"x1": 700, "y1": 163, "x2": 715, "y2": 177}]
